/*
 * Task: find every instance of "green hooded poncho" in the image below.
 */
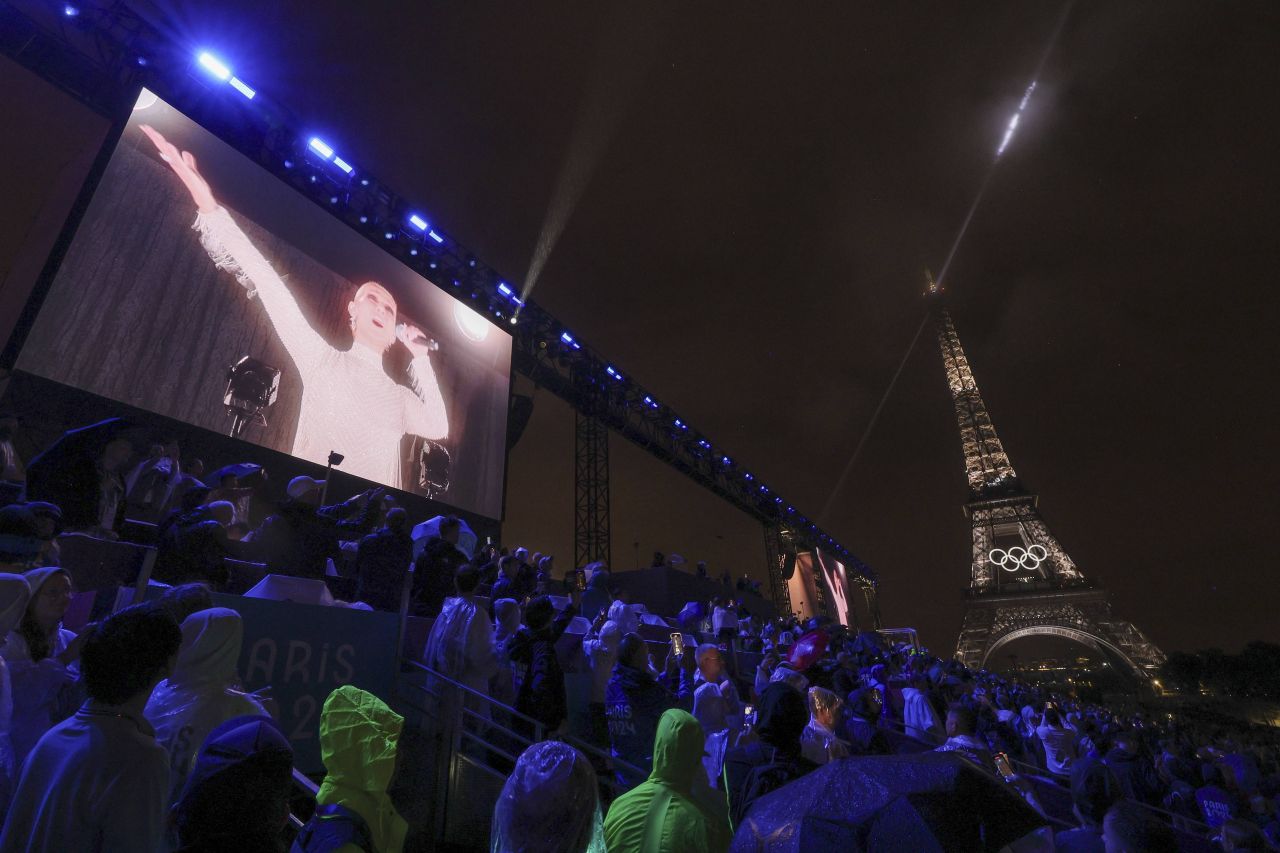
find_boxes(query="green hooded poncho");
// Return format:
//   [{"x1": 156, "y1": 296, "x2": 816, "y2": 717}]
[
  {"x1": 603, "y1": 708, "x2": 730, "y2": 853},
  {"x1": 315, "y1": 686, "x2": 408, "y2": 853}
]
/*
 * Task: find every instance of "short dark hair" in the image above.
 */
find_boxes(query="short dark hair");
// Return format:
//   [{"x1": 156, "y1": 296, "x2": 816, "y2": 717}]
[
  {"x1": 385, "y1": 507, "x2": 408, "y2": 532},
  {"x1": 618, "y1": 632, "x2": 647, "y2": 669},
  {"x1": 158, "y1": 582, "x2": 214, "y2": 624},
  {"x1": 524, "y1": 595, "x2": 554, "y2": 631},
  {"x1": 81, "y1": 604, "x2": 182, "y2": 705},
  {"x1": 440, "y1": 516, "x2": 461, "y2": 536},
  {"x1": 1103, "y1": 802, "x2": 1177, "y2": 852},
  {"x1": 947, "y1": 703, "x2": 977, "y2": 735},
  {"x1": 455, "y1": 564, "x2": 481, "y2": 594}
]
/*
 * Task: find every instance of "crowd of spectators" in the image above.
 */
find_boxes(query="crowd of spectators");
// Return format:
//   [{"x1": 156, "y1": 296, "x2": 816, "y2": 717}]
[{"x1": 0, "y1": 417, "x2": 1276, "y2": 852}]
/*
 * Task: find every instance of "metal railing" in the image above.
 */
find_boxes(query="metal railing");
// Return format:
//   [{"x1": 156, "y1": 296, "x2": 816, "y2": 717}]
[{"x1": 395, "y1": 658, "x2": 645, "y2": 848}]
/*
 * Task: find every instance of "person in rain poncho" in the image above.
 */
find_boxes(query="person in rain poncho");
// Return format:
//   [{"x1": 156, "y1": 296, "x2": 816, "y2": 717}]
[
  {"x1": 606, "y1": 633, "x2": 696, "y2": 779},
  {"x1": 490, "y1": 598, "x2": 521, "y2": 708},
  {"x1": 692, "y1": 675, "x2": 739, "y2": 790},
  {"x1": 800, "y1": 686, "x2": 850, "y2": 766},
  {"x1": 490, "y1": 740, "x2": 606, "y2": 853},
  {"x1": 607, "y1": 598, "x2": 639, "y2": 637},
  {"x1": 0, "y1": 603, "x2": 181, "y2": 853},
  {"x1": 1, "y1": 567, "x2": 84, "y2": 764},
  {"x1": 0, "y1": 574, "x2": 30, "y2": 821},
  {"x1": 422, "y1": 565, "x2": 497, "y2": 721},
  {"x1": 292, "y1": 686, "x2": 408, "y2": 853},
  {"x1": 145, "y1": 607, "x2": 269, "y2": 804},
  {"x1": 173, "y1": 715, "x2": 294, "y2": 853},
  {"x1": 604, "y1": 708, "x2": 731, "y2": 853},
  {"x1": 578, "y1": 566, "x2": 611, "y2": 623},
  {"x1": 901, "y1": 673, "x2": 944, "y2": 743},
  {"x1": 582, "y1": 613, "x2": 621, "y2": 744},
  {"x1": 507, "y1": 593, "x2": 578, "y2": 735}
]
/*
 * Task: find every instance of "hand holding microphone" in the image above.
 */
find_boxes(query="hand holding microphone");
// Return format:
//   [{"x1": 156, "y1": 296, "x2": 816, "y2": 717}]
[{"x1": 396, "y1": 322, "x2": 439, "y2": 357}]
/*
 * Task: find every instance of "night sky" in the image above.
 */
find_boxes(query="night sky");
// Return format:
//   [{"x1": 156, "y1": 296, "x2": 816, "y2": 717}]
[{"x1": 130, "y1": 1, "x2": 1279, "y2": 654}]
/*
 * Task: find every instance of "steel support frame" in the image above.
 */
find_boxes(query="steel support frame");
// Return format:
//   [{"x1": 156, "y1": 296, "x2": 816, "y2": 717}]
[{"x1": 573, "y1": 371, "x2": 610, "y2": 568}]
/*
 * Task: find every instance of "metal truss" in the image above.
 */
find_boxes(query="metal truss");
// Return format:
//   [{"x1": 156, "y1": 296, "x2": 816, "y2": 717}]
[{"x1": 573, "y1": 370, "x2": 610, "y2": 568}]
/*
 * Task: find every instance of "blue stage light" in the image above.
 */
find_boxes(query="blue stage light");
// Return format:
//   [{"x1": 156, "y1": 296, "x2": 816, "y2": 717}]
[
  {"x1": 333, "y1": 157, "x2": 353, "y2": 174},
  {"x1": 642, "y1": 395, "x2": 658, "y2": 408},
  {"x1": 698, "y1": 439, "x2": 711, "y2": 450},
  {"x1": 409, "y1": 248, "x2": 418, "y2": 256},
  {"x1": 308, "y1": 138, "x2": 334, "y2": 159},
  {"x1": 674, "y1": 419, "x2": 687, "y2": 430},
  {"x1": 497, "y1": 282, "x2": 513, "y2": 296},
  {"x1": 63, "y1": 4, "x2": 78, "y2": 17},
  {"x1": 721, "y1": 456, "x2": 731, "y2": 465},
  {"x1": 428, "y1": 230, "x2": 444, "y2": 244},
  {"x1": 775, "y1": 497, "x2": 783, "y2": 504},
  {"x1": 744, "y1": 472, "x2": 753, "y2": 480},
  {"x1": 760, "y1": 485, "x2": 768, "y2": 493},
  {"x1": 197, "y1": 52, "x2": 231, "y2": 81},
  {"x1": 384, "y1": 232, "x2": 394, "y2": 240},
  {"x1": 606, "y1": 366, "x2": 623, "y2": 380},
  {"x1": 358, "y1": 215, "x2": 368, "y2": 223},
  {"x1": 560, "y1": 331, "x2": 581, "y2": 349},
  {"x1": 229, "y1": 78, "x2": 256, "y2": 99},
  {"x1": 408, "y1": 214, "x2": 428, "y2": 231},
  {"x1": 283, "y1": 159, "x2": 294, "y2": 169}
]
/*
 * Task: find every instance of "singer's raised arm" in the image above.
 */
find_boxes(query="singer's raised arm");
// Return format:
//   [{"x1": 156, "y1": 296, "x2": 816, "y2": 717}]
[{"x1": 193, "y1": 206, "x2": 328, "y2": 376}]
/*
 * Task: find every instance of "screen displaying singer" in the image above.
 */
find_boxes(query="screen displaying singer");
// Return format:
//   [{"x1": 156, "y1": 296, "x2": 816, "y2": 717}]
[
  {"x1": 143, "y1": 123, "x2": 446, "y2": 489},
  {"x1": 14, "y1": 90, "x2": 511, "y2": 518}
]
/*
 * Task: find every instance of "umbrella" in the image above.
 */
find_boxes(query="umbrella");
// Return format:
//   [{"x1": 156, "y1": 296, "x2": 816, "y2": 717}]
[
  {"x1": 206, "y1": 462, "x2": 263, "y2": 483},
  {"x1": 789, "y1": 629, "x2": 830, "y2": 671},
  {"x1": 730, "y1": 752, "x2": 1046, "y2": 852},
  {"x1": 411, "y1": 515, "x2": 476, "y2": 561},
  {"x1": 26, "y1": 419, "x2": 130, "y2": 496}
]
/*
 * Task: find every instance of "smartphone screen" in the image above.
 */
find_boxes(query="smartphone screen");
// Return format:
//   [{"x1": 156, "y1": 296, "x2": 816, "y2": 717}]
[
  {"x1": 670, "y1": 632, "x2": 685, "y2": 657},
  {"x1": 576, "y1": 571, "x2": 586, "y2": 591},
  {"x1": 744, "y1": 704, "x2": 756, "y2": 726},
  {"x1": 994, "y1": 752, "x2": 1015, "y2": 780}
]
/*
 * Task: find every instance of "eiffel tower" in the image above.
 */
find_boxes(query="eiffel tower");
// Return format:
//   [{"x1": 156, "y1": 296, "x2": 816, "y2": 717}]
[{"x1": 928, "y1": 278, "x2": 1165, "y2": 677}]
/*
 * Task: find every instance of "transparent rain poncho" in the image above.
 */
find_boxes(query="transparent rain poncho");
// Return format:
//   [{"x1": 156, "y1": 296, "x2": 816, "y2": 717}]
[{"x1": 490, "y1": 740, "x2": 606, "y2": 853}]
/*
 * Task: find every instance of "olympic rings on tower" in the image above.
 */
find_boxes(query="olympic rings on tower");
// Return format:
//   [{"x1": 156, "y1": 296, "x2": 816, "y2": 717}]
[{"x1": 988, "y1": 544, "x2": 1049, "y2": 572}]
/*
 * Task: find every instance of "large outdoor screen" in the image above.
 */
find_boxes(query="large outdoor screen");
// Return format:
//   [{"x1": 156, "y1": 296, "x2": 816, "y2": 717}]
[{"x1": 16, "y1": 89, "x2": 512, "y2": 519}]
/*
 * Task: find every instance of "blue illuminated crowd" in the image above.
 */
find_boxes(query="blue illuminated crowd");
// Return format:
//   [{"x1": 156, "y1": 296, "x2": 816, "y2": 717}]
[{"x1": 0, "y1": 419, "x2": 1276, "y2": 852}]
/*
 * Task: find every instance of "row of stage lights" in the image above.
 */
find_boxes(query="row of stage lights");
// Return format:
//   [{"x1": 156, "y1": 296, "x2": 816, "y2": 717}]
[{"x1": 189, "y1": 46, "x2": 853, "y2": 561}]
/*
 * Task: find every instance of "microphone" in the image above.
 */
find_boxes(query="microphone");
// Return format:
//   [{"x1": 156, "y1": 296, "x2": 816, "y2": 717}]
[{"x1": 395, "y1": 323, "x2": 439, "y2": 353}]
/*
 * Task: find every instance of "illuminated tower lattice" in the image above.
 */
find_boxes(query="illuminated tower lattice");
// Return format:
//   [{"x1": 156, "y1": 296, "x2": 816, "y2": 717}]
[{"x1": 930, "y1": 283, "x2": 1164, "y2": 676}]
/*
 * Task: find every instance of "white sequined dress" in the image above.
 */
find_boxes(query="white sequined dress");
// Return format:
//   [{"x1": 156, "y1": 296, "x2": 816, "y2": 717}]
[{"x1": 194, "y1": 206, "x2": 448, "y2": 488}]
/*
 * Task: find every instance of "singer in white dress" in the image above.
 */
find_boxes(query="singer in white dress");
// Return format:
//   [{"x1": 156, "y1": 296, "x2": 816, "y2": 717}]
[{"x1": 140, "y1": 125, "x2": 448, "y2": 489}]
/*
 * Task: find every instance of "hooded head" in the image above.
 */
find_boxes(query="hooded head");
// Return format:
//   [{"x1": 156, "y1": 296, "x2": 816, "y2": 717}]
[
  {"x1": 317, "y1": 686, "x2": 407, "y2": 853},
  {"x1": 19, "y1": 566, "x2": 72, "y2": 661},
  {"x1": 171, "y1": 607, "x2": 243, "y2": 689},
  {"x1": 174, "y1": 714, "x2": 294, "y2": 848},
  {"x1": 692, "y1": 681, "x2": 729, "y2": 735},
  {"x1": 491, "y1": 741, "x2": 604, "y2": 853},
  {"x1": 0, "y1": 573, "x2": 31, "y2": 637},
  {"x1": 493, "y1": 598, "x2": 521, "y2": 640},
  {"x1": 756, "y1": 682, "x2": 808, "y2": 755},
  {"x1": 597, "y1": 620, "x2": 621, "y2": 654},
  {"x1": 649, "y1": 708, "x2": 706, "y2": 793},
  {"x1": 808, "y1": 686, "x2": 842, "y2": 730}
]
